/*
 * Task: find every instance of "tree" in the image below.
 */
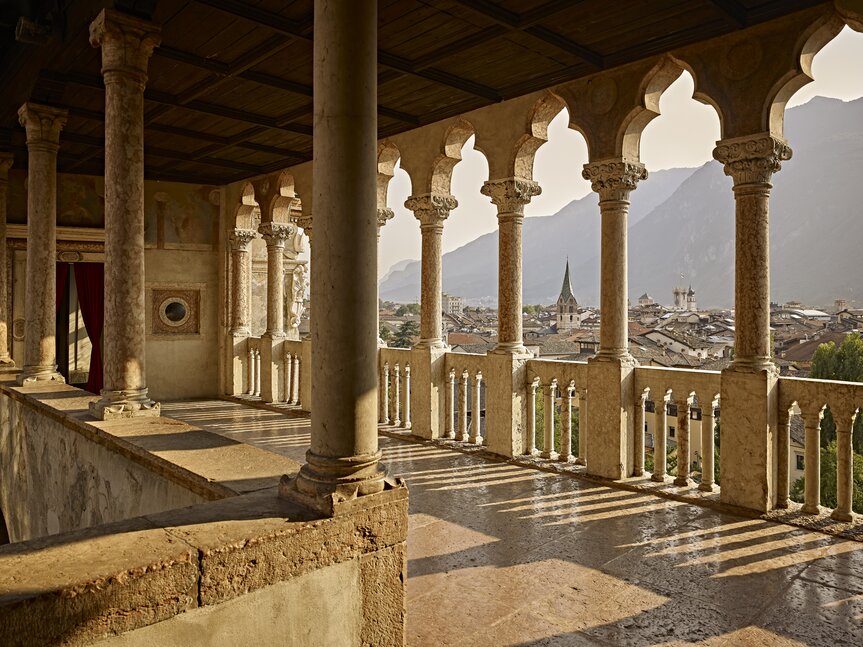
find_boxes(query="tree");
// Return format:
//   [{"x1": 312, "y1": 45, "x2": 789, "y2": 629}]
[
  {"x1": 391, "y1": 320, "x2": 419, "y2": 348},
  {"x1": 810, "y1": 332, "x2": 863, "y2": 453},
  {"x1": 790, "y1": 441, "x2": 863, "y2": 513},
  {"x1": 379, "y1": 324, "x2": 391, "y2": 343}
]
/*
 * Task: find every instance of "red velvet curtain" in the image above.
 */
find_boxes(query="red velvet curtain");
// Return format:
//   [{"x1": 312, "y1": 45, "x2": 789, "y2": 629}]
[{"x1": 73, "y1": 263, "x2": 104, "y2": 394}]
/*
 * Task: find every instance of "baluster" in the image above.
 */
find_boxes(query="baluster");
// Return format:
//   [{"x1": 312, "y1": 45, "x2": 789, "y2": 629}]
[
  {"x1": 832, "y1": 409, "x2": 855, "y2": 522},
  {"x1": 560, "y1": 382, "x2": 574, "y2": 461},
  {"x1": 674, "y1": 394, "x2": 693, "y2": 486},
  {"x1": 632, "y1": 389, "x2": 647, "y2": 476},
  {"x1": 526, "y1": 377, "x2": 539, "y2": 455},
  {"x1": 775, "y1": 405, "x2": 791, "y2": 505},
  {"x1": 575, "y1": 387, "x2": 587, "y2": 466},
  {"x1": 801, "y1": 405, "x2": 823, "y2": 514},
  {"x1": 254, "y1": 349, "x2": 261, "y2": 397},
  {"x1": 446, "y1": 368, "x2": 456, "y2": 439},
  {"x1": 283, "y1": 350, "x2": 293, "y2": 404},
  {"x1": 542, "y1": 380, "x2": 558, "y2": 459},
  {"x1": 380, "y1": 362, "x2": 390, "y2": 424},
  {"x1": 652, "y1": 390, "x2": 669, "y2": 482},
  {"x1": 247, "y1": 347, "x2": 255, "y2": 396},
  {"x1": 291, "y1": 354, "x2": 300, "y2": 405},
  {"x1": 402, "y1": 364, "x2": 412, "y2": 429},
  {"x1": 699, "y1": 397, "x2": 718, "y2": 492},
  {"x1": 392, "y1": 363, "x2": 402, "y2": 427},
  {"x1": 459, "y1": 369, "x2": 469, "y2": 442},
  {"x1": 469, "y1": 371, "x2": 483, "y2": 445}
]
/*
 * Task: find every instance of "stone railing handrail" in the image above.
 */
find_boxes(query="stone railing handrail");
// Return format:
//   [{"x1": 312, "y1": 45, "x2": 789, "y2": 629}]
[
  {"x1": 633, "y1": 365, "x2": 722, "y2": 401},
  {"x1": 778, "y1": 375, "x2": 863, "y2": 416},
  {"x1": 525, "y1": 358, "x2": 588, "y2": 387},
  {"x1": 378, "y1": 347, "x2": 412, "y2": 429},
  {"x1": 443, "y1": 350, "x2": 488, "y2": 376}
]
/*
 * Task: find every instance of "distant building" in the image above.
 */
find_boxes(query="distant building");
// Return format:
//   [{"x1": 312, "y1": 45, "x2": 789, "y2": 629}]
[
  {"x1": 638, "y1": 292, "x2": 654, "y2": 307},
  {"x1": 555, "y1": 260, "x2": 580, "y2": 333},
  {"x1": 834, "y1": 298, "x2": 848, "y2": 313},
  {"x1": 442, "y1": 293, "x2": 464, "y2": 316},
  {"x1": 672, "y1": 285, "x2": 697, "y2": 311}
]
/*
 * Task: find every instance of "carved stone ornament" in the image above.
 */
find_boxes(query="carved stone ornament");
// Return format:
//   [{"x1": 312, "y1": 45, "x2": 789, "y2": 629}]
[
  {"x1": 481, "y1": 178, "x2": 541, "y2": 215},
  {"x1": 18, "y1": 103, "x2": 67, "y2": 151},
  {"x1": 229, "y1": 228, "x2": 257, "y2": 251},
  {"x1": 289, "y1": 265, "x2": 307, "y2": 329},
  {"x1": 377, "y1": 207, "x2": 395, "y2": 228},
  {"x1": 713, "y1": 133, "x2": 792, "y2": 186},
  {"x1": 404, "y1": 193, "x2": 458, "y2": 226},
  {"x1": 258, "y1": 222, "x2": 295, "y2": 246},
  {"x1": 582, "y1": 160, "x2": 647, "y2": 200},
  {"x1": 89, "y1": 9, "x2": 161, "y2": 88},
  {"x1": 295, "y1": 214, "x2": 312, "y2": 233}
]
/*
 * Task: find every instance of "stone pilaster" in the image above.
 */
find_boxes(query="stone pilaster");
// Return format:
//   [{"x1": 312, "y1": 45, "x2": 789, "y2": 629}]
[
  {"x1": 0, "y1": 153, "x2": 14, "y2": 366},
  {"x1": 282, "y1": 0, "x2": 387, "y2": 511},
  {"x1": 481, "y1": 178, "x2": 541, "y2": 355},
  {"x1": 404, "y1": 193, "x2": 457, "y2": 349},
  {"x1": 580, "y1": 159, "x2": 646, "y2": 480},
  {"x1": 16, "y1": 103, "x2": 67, "y2": 386},
  {"x1": 713, "y1": 133, "x2": 790, "y2": 512},
  {"x1": 88, "y1": 9, "x2": 160, "y2": 418},
  {"x1": 229, "y1": 229, "x2": 256, "y2": 336}
]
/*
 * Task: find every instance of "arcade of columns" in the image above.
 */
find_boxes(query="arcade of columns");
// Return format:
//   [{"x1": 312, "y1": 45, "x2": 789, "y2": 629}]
[{"x1": 3, "y1": 2, "x2": 863, "y2": 514}]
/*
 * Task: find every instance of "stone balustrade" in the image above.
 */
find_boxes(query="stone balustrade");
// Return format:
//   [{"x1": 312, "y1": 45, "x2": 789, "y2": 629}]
[
  {"x1": 525, "y1": 359, "x2": 589, "y2": 463},
  {"x1": 238, "y1": 336, "x2": 309, "y2": 409},
  {"x1": 778, "y1": 377, "x2": 863, "y2": 522},
  {"x1": 379, "y1": 348, "x2": 412, "y2": 430},
  {"x1": 443, "y1": 353, "x2": 487, "y2": 446}
]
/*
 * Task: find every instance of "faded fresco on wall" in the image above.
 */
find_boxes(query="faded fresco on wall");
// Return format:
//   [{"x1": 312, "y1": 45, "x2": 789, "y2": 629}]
[
  {"x1": 145, "y1": 183, "x2": 219, "y2": 251},
  {"x1": 5, "y1": 171, "x2": 105, "y2": 227}
]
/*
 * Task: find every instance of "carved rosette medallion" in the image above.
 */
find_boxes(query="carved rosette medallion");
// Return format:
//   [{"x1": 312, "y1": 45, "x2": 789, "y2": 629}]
[
  {"x1": 404, "y1": 193, "x2": 458, "y2": 228},
  {"x1": 713, "y1": 133, "x2": 792, "y2": 186},
  {"x1": 481, "y1": 178, "x2": 541, "y2": 221},
  {"x1": 582, "y1": 160, "x2": 647, "y2": 201}
]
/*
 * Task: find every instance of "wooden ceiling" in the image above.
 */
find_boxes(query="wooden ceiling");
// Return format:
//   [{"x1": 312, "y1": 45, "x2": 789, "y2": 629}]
[{"x1": 0, "y1": 0, "x2": 830, "y2": 186}]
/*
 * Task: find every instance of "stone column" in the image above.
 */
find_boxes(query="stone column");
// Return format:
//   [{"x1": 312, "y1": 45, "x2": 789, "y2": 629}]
[
  {"x1": 582, "y1": 160, "x2": 646, "y2": 360},
  {"x1": 405, "y1": 193, "x2": 456, "y2": 349},
  {"x1": 376, "y1": 207, "x2": 394, "y2": 346},
  {"x1": 16, "y1": 103, "x2": 67, "y2": 385},
  {"x1": 832, "y1": 412, "x2": 854, "y2": 522},
  {"x1": 0, "y1": 153, "x2": 14, "y2": 366},
  {"x1": 714, "y1": 134, "x2": 791, "y2": 371},
  {"x1": 713, "y1": 133, "x2": 791, "y2": 512},
  {"x1": 229, "y1": 229, "x2": 256, "y2": 335},
  {"x1": 581, "y1": 160, "x2": 645, "y2": 479},
  {"x1": 88, "y1": 10, "x2": 160, "y2": 418},
  {"x1": 259, "y1": 222, "x2": 292, "y2": 337},
  {"x1": 481, "y1": 178, "x2": 540, "y2": 354},
  {"x1": 284, "y1": 0, "x2": 385, "y2": 507}
]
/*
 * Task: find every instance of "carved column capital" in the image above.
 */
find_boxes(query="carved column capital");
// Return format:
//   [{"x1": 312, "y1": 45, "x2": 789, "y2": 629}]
[
  {"x1": 481, "y1": 178, "x2": 541, "y2": 219},
  {"x1": 258, "y1": 222, "x2": 294, "y2": 247},
  {"x1": 0, "y1": 153, "x2": 13, "y2": 182},
  {"x1": 18, "y1": 103, "x2": 67, "y2": 153},
  {"x1": 405, "y1": 193, "x2": 457, "y2": 228},
  {"x1": 90, "y1": 9, "x2": 161, "y2": 89},
  {"x1": 713, "y1": 133, "x2": 792, "y2": 186},
  {"x1": 377, "y1": 207, "x2": 395, "y2": 229},
  {"x1": 229, "y1": 228, "x2": 257, "y2": 251},
  {"x1": 582, "y1": 159, "x2": 647, "y2": 201}
]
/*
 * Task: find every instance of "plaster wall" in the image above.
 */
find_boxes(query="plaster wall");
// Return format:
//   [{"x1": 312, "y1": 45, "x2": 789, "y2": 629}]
[{"x1": 0, "y1": 389, "x2": 207, "y2": 543}]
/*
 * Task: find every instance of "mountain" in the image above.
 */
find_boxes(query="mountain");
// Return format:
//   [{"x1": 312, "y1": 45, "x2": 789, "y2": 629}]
[{"x1": 379, "y1": 96, "x2": 863, "y2": 309}]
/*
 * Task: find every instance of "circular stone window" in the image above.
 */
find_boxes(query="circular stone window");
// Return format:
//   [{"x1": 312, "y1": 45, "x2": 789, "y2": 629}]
[{"x1": 158, "y1": 297, "x2": 191, "y2": 328}]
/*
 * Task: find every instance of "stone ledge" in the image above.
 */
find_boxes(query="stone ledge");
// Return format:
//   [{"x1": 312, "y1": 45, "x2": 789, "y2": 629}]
[{"x1": 0, "y1": 486, "x2": 408, "y2": 646}]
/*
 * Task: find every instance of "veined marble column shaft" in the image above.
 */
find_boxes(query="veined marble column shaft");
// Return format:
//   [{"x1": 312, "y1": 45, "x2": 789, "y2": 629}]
[
  {"x1": 0, "y1": 153, "x2": 14, "y2": 365},
  {"x1": 89, "y1": 9, "x2": 161, "y2": 418},
  {"x1": 482, "y1": 178, "x2": 540, "y2": 354},
  {"x1": 229, "y1": 229, "x2": 256, "y2": 335},
  {"x1": 291, "y1": 0, "x2": 384, "y2": 503},
  {"x1": 582, "y1": 160, "x2": 646, "y2": 360},
  {"x1": 259, "y1": 222, "x2": 293, "y2": 337},
  {"x1": 714, "y1": 134, "x2": 791, "y2": 371},
  {"x1": 405, "y1": 193, "x2": 457, "y2": 349},
  {"x1": 17, "y1": 104, "x2": 67, "y2": 385}
]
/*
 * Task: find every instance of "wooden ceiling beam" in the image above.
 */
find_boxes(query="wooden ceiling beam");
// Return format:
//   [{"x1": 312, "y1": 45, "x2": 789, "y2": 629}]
[
  {"x1": 707, "y1": 0, "x2": 749, "y2": 27},
  {"x1": 193, "y1": 0, "x2": 502, "y2": 101}
]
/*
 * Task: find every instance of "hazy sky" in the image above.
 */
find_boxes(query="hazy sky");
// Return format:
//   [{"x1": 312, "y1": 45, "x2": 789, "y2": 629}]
[{"x1": 375, "y1": 27, "x2": 863, "y2": 279}]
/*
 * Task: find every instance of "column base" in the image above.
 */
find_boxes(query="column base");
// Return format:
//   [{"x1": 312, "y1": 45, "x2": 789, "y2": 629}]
[
  {"x1": 698, "y1": 482, "x2": 716, "y2": 493},
  {"x1": 413, "y1": 339, "x2": 449, "y2": 351},
  {"x1": 279, "y1": 471, "x2": 407, "y2": 518},
  {"x1": 830, "y1": 509, "x2": 853, "y2": 522},
  {"x1": 16, "y1": 366, "x2": 64, "y2": 386},
  {"x1": 89, "y1": 388, "x2": 160, "y2": 420},
  {"x1": 490, "y1": 343, "x2": 532, "y2": 357},
  {"x1": 281, "y1": 449, "x2": 387, "y2": 515}
]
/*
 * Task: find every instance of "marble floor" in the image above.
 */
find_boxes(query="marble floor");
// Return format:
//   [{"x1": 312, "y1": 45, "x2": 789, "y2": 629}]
[{"x1": 161, "y1": 400, "x2": 863, "y2": 646}]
